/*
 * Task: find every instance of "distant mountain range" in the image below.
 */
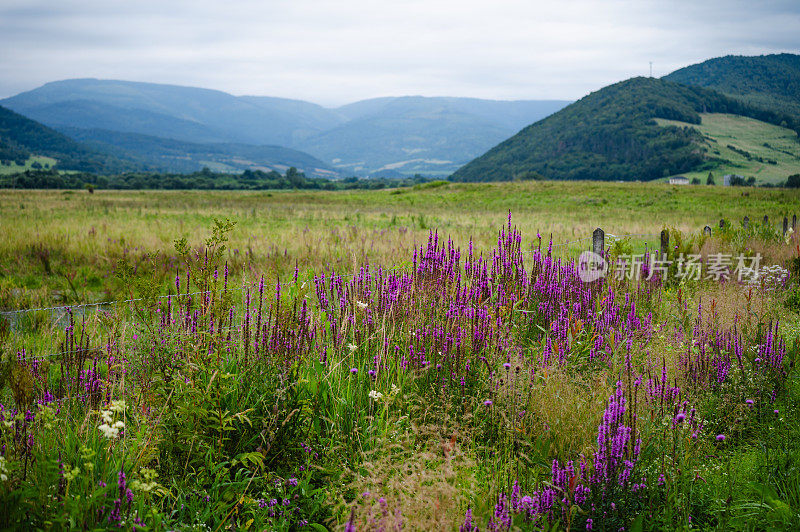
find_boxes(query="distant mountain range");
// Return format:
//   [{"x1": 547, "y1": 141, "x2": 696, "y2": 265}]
[
  {"x1": 1, "y1": 80, "x2": 569, "y2": 176},
  {"x1": 3, "y1": 53, "x2": 799, "y2": 183},
  {"x1": 453, "y1": 53, "x2": 800, "y2": 183}
]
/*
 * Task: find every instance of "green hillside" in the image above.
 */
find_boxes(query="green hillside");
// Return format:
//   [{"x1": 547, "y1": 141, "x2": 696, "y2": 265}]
[
  {"x1": 664, "y1": 54, "x2": 800, "y2": 130},
  {"x1": 61, "y1": 127, "x2": 340, "y2": 178},
  {"x1": 0, "y1": 105, "x2": 140, "y2": 173},
  {"x1": 450, "y1": 76, "x2": 795, "y2": 182},
  {"x1": 655, "y1": 113, "x2": 800, "y2": 184}
]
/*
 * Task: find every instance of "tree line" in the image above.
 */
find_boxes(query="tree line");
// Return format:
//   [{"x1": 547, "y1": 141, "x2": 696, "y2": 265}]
[{"x1": 0, "y1": 166, "x2": 432, "y2": 191}]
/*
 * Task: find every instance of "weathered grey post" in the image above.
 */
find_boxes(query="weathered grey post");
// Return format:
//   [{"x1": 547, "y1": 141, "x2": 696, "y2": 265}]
[
  {"x1": 719, "y1": 219, "x2": 725, "y2": 229},
  {"x1": 793, "y1": 214, "x2": 797, "y2": 232},
  {"x1": 703, "y1": 226, "x2": 711, "y2": 236},
  {"x1": 660, "y1": 229, "x2": 669, "y2": 258},
  {"x1": 764, "y1": 215, "x2": 769, "y2": 226},
  {"x1": 743, "y1": 216, "x2": 749, "y2": 229},
  {"x1": 593, "y1": 228, "x2": 604, "y2": 257},
  {"x1": 784, "y1": 217, "x2": 789, "y2": 236}
]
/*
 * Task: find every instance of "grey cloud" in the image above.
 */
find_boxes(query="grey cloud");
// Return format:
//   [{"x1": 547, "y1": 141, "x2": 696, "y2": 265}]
[{"x1": 0, "y1": 0, "x2": 798, "y2": 105}]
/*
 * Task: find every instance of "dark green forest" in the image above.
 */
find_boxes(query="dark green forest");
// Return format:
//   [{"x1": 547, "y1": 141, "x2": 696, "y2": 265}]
[
  {"x1": 0, "y1": 166, "x2": 430, "y2": 191},
  {"x1": 664, "y1": 53, "x2": 800, "y2": 125},
  {"x1": 451, "y1": 77, "x2": 799, "y2": 182},
  {"x1": 0, "y1": 105, "x2": 142, "y2": 173}
]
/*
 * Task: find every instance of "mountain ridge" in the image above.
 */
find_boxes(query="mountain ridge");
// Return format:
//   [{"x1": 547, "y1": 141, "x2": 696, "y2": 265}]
[
  {"x1": 451, "y1": 75, "x2": 798, "y2": 182},
  {"x1": 1, "y1": 79, "x2": 570, "y2": 176}
]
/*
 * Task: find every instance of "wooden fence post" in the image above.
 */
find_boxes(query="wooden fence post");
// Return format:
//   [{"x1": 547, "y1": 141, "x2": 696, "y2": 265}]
[
  {"x1": 784, "y1": 217, "x2": 789, "y2": 236},
  {"x1": 764, "y1": 215, "x2": 769, "y2": 226},
  {"x1": 660, "y1": 229, "x2": 669, "y2": 258},
  {"x1": 719, "y1": 219, "x2": 725, "y2": 229},
  {"x1": 743, "y1": 216, "x2": 749, "y2": 229},
  {"x1": 793, "y1": 214, "x2": 797, "y2": 232},
  {"x1": 703, "y1": 226, "x2": 711, "y2": 236},
  {"x1": 593, "y1": 228, "x2": 604, "y2": 257}
]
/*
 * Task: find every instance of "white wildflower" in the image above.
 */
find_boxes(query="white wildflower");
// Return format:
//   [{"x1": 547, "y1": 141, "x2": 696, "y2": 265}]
[
  {"x1": 368, "y1": 390, "x2": 383, "y2": 401},
  {"x1": 99, "y1": 423, "x2": 121, "y2": 439},
  {"x1": 347, "y1": 343, "x2": 357, "y2": 353},
  {"x1": 356, "y1": 300, "x2": 368, "y2": 310}
]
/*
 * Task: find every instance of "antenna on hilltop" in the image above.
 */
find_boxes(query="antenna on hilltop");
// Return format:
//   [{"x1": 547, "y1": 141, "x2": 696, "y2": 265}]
[{"x1": 649, "y1": 61, "x2": 653, "y2": 77}]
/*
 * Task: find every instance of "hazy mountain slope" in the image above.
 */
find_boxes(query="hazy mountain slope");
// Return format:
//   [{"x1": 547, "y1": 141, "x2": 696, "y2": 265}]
[
  {"x1": 451, "y1": 77, "x2": 794, "y2": 182},
  {"x1": 335, "y1": 97, "x2": 569, "y2": 130},
  {"x1": 1, "y1": 79, "x2": 335, "y2": 146},
  {"x1": 0, "y1": 105, "x2": 141, "y2": 173},
  {"x1": 298, "y1": 96, "x2": 570, "y2": 175},
  {"x1": 61, "y1": 127, "x2": 339, "y2": 177},
  {"x1": 2, "y1": 80, "x2": 569, "y2": 176},
  {"x1": 238, "y1": 96, "x2": 345, "y2": 142},
  {"x1": 14, "y1": 99, "x2": 229, "y2": 144}
]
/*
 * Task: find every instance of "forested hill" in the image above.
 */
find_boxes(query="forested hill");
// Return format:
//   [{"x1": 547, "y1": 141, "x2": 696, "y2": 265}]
[
  {"x1": 664, "y1": 54, "x2": 800, "y2": 125},
  {"x1": 450, "y1": 76, "x2": 797, "y2": 182},
  {"x1": 0, "y1": 105, "x2": 140, "y2": 173}
]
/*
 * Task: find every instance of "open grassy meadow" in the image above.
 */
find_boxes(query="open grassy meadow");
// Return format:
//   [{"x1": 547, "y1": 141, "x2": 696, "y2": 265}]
[
  {"x1": 2, "y1": 182, "x2": 799, "y2": 308},
  {"x1": 656, "y1": 113, "x2": 800, "y2": 184},
  {"x1": 0, "y1": 155, "x2": 58, "y2": 176},
  {"x1": 2, "y1": 181, "x2": 800, "y2": 530}
]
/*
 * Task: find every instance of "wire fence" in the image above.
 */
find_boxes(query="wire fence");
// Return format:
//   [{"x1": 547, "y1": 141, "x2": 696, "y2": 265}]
[{"x1": 0, "y1": 229, "x2": 679, "y2": 321}]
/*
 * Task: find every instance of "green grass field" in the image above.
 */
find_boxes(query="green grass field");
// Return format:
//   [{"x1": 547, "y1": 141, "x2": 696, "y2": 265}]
[
  {"x1": 656, "y1": 113, "x2": 800, "y2": 184},
  {"x1": 0, "y1": 155, "x2": 58, "y2": 175},
  {"x1": 2, "y1": 183, "x2": 800, "y2": 529},
  {"x1": 1, "y1": 182, "x2": 798, "y2": 308}
]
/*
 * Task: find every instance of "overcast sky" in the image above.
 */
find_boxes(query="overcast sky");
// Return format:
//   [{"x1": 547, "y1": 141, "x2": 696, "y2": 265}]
[{"x1": 0, "y1": 0, "x2": 798, "y2": 106}]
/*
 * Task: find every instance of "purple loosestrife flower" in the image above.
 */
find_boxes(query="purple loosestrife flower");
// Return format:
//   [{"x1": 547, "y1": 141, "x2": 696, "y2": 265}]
[
  {"x1": 484, "y1": 399, "x2": 493, "y2": 407},
  {"x1": 716, "y1": 434, "x2": 726, "y2": 442},
  {"x1": 345, "y1": 508, "x2": 356, "y2": 532},
  {"x1": 350, "y1": 368, "x2": 358, "y2": 375},
  {"x1": 460, "y1": 507, "x2": 478, "y2": 532},
  {"x1": 288, "y1": 477, "x2": 298, "y2": 487}
]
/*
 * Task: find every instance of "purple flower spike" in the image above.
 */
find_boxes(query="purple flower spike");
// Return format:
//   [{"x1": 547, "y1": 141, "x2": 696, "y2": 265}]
[
  {"x1": 716, "y1": 434, "x2": 725, "y2": 442},
  {"x1": 484, "y1": 399, "x2": 493, "y2": 407},
  {"x1": 350, "y1": 368, "x2": 358, "y2": 375}
]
